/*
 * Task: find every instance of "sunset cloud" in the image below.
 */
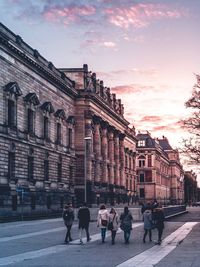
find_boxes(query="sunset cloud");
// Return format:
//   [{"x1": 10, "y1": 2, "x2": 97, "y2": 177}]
[
  {"x1": 42, "y1": 4, "x2": 96, "y2": 25},
  {"x1": 104, "y1": 3, "x2": 184, "y2": 29}
]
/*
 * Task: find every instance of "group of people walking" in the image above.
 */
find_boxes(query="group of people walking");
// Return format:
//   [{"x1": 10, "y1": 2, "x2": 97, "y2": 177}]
[{"x1": 62, "y1": 202, "x2": 165, "y2": 245}]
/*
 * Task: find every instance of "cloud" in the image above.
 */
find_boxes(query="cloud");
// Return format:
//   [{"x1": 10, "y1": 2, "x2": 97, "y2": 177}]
[
  {"x1": 111, "y1": 84, "x2": 155, "y2": 95},
  {"x1": 42, "y1": 4, "x2": 96, "y2": 25},
  {"x1": 104, "y1": 3, "x2": 185, "y2": 29},
  {"x1": 103, "y1": 41, "x2": 116, "y2": 47},
  {"x1": 140, "y1": 115, "x2": 163, "y2": 123}
]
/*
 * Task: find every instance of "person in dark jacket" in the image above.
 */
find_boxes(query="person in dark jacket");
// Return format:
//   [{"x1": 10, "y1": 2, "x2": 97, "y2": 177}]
[
  {"x1": 153, "y1": 205, "x2": 165, "y2": 245},
  {"x1": 120, "y1": 206, "x2": 133, "y2": 244},
  {"x1": 78, "y1": 202, "x2": 91, "y2": 244},
  {"x1": 62, "y1": 203, "x2": 74, "y2": 244}
]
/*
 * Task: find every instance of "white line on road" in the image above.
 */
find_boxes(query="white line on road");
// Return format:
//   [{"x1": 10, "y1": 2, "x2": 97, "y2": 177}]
[
  {"x1": 0, "y1": 227, "x2": 66, "y2": 242},
  {"x1": 116, "y1": 222, "x2": 198, "y2": 267},
  {"x1": 0, "y1": 223, "x2": 142, "y2": 265},
  {"x1": 0, "y1": 218, "x2": 62, "y2": 229}
]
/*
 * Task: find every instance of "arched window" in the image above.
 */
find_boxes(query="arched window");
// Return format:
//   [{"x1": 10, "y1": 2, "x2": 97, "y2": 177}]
[{"x1": 4, "y1": 82, "x2": 22, "y2": 128}]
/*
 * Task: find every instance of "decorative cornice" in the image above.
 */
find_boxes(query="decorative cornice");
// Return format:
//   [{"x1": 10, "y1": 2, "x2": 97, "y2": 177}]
[{"x1": 0, "y1": 23, "x2": 77, "y2": 98}]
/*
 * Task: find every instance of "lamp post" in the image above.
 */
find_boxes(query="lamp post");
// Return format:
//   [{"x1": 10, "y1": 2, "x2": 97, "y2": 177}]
[{"x1": 84, "y1": 137, "x2": 92, "y2": 203}]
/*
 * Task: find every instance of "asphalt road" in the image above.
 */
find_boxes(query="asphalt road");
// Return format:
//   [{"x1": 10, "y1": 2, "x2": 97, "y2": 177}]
[{"x1": 0, "y1": 207, "x2": 200, "y2": 267}]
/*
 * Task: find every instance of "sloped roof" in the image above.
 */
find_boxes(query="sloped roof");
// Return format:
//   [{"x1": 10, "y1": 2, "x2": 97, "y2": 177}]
[
  {"x1": 136, "y1": 133, "x2": 156, "y2": 148},
  {"x1": 158, "y1": 138, "x2": 173, "y2": 151}
]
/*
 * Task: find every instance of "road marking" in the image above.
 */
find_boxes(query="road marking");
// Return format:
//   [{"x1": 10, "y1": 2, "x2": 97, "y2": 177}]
[
  {"x1": 116, "y1": 222, "x2": 198, "y2": 267},
  {"x1": 0, "y1": 218, "x2": 62, "y2": 229},
  {"x1": 0, "y1": 227, "x2": 66, "y2": 242},
  {"x1": 0, "y1": 223, "x2": 143, "y2": 265}
]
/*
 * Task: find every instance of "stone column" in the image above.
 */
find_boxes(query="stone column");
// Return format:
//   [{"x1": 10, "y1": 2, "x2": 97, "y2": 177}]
[
  {"x1": 108, "y1": 127, "x2": 114, "y2": 184},
  {"x1": 93, "y1": 119, "x2": 101, "y2": 182},
  {"x1": 85, "y1": 113, "x2": 93, "y2": 182},
  {"x1": 101, "y1": 122, "x2": 108, "y2": 183},
  {"x1": 119, "y1": 133, "x2": 125, "y2": 187},
  {"x1": 114, "y1": 131, "x2": 120, "y2": 186}
]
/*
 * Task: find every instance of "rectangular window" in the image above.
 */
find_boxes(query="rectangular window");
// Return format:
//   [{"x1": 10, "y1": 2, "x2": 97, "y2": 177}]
[
  {"x1": 8, "y1": 99, "x2": 16, "y2": 127},
  {"x1": 43, "y1": 116, "x2": 49, "y2": 139},
  {"x1": 148, "y1": 155, "x2": 152, "y2": 167},
  {"x1": 139, "y1": 159, "x2": 145, "y2": 167},
  {"x1": 138, "y1": 140, "x2": 145, "y2": 147},
  {"x1": 28, "y1": 156, "x2": 34, "y2": 181},
  {"x1": 8, "y1": 152, "x2": 15, "y2": 180},
  {"x1": 68, "y1": 128, "x2": 72, "y2": 148},
  {"x1": 44, "y1": 160, "x2": 49, "y2": 181},
  {"x1": 28, "y1": 109, "x2": 34, "y2": 134},
  {"x1": 140, "y1": 188, "x2": 145, "y2": 198},
  {"x1": 56, "y1": 123, "x2": 61, "y2": 144},
  {"x1": 139, "y1": 173, "x2": 145, "y2": 183},
  {"x1": 57, "y1": 162, "x2": 62, "y2": 182}
]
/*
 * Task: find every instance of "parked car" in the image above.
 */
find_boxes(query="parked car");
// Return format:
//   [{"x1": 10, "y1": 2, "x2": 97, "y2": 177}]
[{"x1": 192, "y1": 201, "x2": 200, "y2": 207}]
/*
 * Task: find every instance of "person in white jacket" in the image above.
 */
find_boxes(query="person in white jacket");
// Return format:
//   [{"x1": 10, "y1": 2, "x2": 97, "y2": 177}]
[{"x1": 97, "y1": 204, "x2": 109, "y2": 243}]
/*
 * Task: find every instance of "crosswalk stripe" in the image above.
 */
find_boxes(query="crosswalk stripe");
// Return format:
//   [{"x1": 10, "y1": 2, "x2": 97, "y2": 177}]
[
  {"x1": 0, "y1": 223, "x2": 142, "y2": 265},
  {"x1": 116, "y1": 222, "x2": 198, "y2": 267}
]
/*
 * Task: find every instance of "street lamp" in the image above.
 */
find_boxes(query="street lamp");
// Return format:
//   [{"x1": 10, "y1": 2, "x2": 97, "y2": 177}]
[{"x1": 84, "y1": 136, "x2": 92, "y2": 203}]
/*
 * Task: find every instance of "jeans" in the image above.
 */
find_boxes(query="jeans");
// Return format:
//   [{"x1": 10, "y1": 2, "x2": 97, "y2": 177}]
[
  {"x1": 65, "y1": 224, "x2": 72, "y2": 242},
  {"x1": 158, "y1": 227, "x2": 164, "y2": 242},
  {"x1": 143, "y1": 229, "x2": 152, "y2": 242},
  {"x1": 124, "y1": 230, "x2": 131, "y2": 243},
  {"x1": 101, "y1": 228, "x2": 106, "y2": 242},
  {"x1": 111, "y1": 230, "x2": 117, "y2": 244},
  {"x1": 79, "y1": 225, "x2": 90, "y2": 241}
]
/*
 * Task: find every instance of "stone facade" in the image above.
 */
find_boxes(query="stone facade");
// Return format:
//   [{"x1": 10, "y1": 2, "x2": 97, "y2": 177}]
[
  {"x1": 60, "y1": 65, "x2": 137, "y2": 205},
  {"x1": 0, "y1": 23, "x2": 77, "y2": 213},
  {"x1": 0, "y1": 23, "x2": 137, "y2": 215},
  {"x1": 136, "y1": 132, "x2": 184, "y2": 204}
]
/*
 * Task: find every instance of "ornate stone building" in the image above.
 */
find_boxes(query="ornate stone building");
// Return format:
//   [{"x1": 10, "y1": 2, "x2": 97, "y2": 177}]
[
  {"x1": 0, "y1": 23, "x2": 137, "y2": 216},
  {"x1": 0, "y1": 23, "x2": 77, "y2": 214},
  {"x1": 136, "y1": 132, "x2": 184, "y2": 204},
  {"x1": 60, "y1": 65, "x2": 137, "y2": 205}
]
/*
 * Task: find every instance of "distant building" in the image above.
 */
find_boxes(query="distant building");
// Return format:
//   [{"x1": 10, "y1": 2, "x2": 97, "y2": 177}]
[
  {"x1": 184, "y1": 170, "x2": 198, "y2": 204},
  {"x1": 0, "y1": 23, "x2": 137, "y2": 217},
  {"x1": 136, "y1": 131, "x2": 184, "y2": 204}
]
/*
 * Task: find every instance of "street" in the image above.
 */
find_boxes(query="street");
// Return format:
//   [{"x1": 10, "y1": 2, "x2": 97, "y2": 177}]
[{"x1": 0, "y1": 207, "x2": 200, "y2": 267}]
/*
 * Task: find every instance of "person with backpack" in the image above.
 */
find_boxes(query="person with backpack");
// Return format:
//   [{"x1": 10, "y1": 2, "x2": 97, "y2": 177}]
[
  {"x1": 78, "y1": 202, "x2": 91, "y2": 244},
  {"x1": 62, "y1": 203, "x2": 74, "y2": 244},
  {"x1": 143, "y1": 205, "x2": 152, "y2": 243},
  {"x1": 153, "y1": 205, "x2": 165, "y2": 245},
  {"x1": 120, "y1": 206, "x2": 133, "y2": 244}
]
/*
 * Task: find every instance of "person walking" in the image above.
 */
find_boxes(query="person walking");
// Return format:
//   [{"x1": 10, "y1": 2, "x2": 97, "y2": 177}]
[
  {"x1": 78, "y1": 202, "x2": 91, "y2": 244},
  {"x1": 108, "y1": 207, "x2": 119, "y2": 245},
  {"x1": 120, "y1": 206, "x2": 133, "y2": 244},
  {"x1": 153, "y1": 205, "x2": 165, "y2": 245},
  {"x1": 143, "y1": 205, "x2": 152, "y2": 243},
  {"x1": 97, "y1": 204, "x2": 109, "y2": 243},
  {"x1": 62, "y1": 203, "x2": 74, "y2": 244}
]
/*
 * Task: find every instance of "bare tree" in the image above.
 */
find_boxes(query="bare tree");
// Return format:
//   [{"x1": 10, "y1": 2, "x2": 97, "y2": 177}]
[{"x1": 181, "y1": 75, "x2": 200, "y2": 164}]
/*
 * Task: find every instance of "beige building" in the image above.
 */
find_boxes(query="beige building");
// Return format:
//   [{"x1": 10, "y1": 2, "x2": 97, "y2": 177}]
[{"x1": 136, "y1": 132, "x2": 184, "y2": 204}]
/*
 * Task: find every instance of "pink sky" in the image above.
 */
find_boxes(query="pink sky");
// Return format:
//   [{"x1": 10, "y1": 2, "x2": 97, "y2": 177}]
[{"x1": 0, "y1": 0, "x2": 199, "y2": 181}]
